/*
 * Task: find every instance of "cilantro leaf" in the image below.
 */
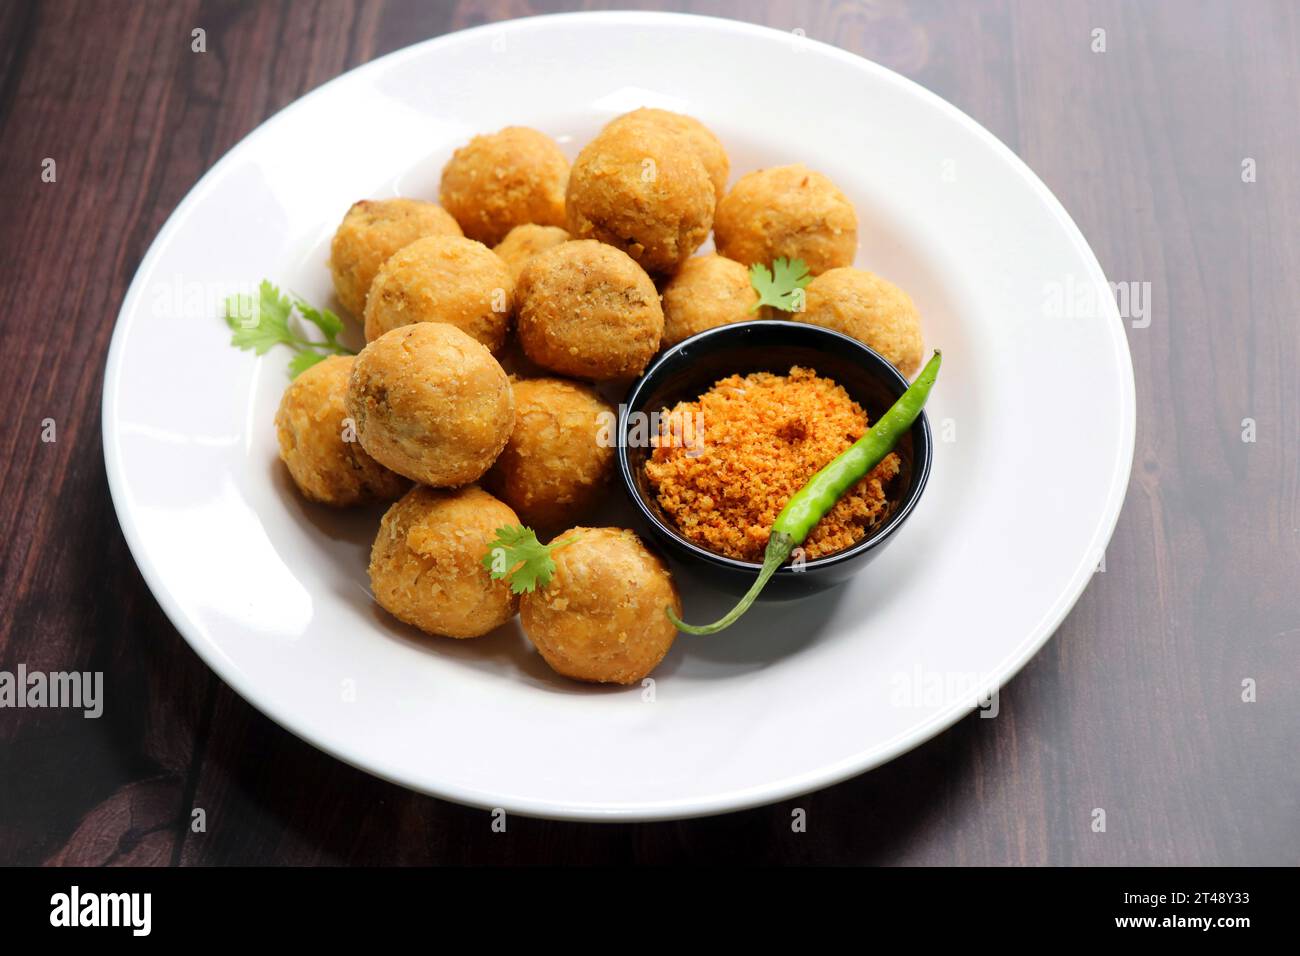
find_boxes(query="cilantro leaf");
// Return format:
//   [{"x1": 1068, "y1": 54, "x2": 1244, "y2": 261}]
[
  {"x1": 221, "y1": 279, "x2": 355, "y2": 378},
  {"x1": 481, "y1": 526, "x2": 584, "y2": 594},
  {"x1": 226, "y1": 280, "x2": 292, "y2": 354},
  {"x1": 258, "y1": 278, "x2": 293, "y2": 326},
  {"x1": 287, "y1": 350, "x2": 329, "y2": 378},
  {"x1": 294, "y1": 296, "x2": 344, "y2": 342},
  {"x1": 749, "y1": 257, "x2": 812, "y2": 313}
]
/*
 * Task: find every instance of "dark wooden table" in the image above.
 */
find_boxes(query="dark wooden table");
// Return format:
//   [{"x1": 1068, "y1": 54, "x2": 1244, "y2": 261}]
[{"x1": 1, "y1": 0, "x2": 1295, "y2": 865}]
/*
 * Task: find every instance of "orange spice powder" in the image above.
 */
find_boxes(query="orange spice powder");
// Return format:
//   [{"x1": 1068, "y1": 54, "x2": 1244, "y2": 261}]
[{"x1": 645, "y1": 366, "x2": 901, "y2": 562}]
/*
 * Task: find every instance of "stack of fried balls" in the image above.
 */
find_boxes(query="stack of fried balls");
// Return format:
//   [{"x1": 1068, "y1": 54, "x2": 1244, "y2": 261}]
[{"x1": 273, "y1": 109, "x2": 923, "y2": 684}]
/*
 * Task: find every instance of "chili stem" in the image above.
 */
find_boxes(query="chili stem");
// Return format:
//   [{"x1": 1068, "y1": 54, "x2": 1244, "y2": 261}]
[{"x1": 667, "y1": 533, "x2": 795, "y2": 636}]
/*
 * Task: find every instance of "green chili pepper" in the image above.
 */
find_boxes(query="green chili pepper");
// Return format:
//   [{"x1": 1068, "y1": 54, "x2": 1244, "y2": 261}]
[{"x1": 667, "y1": 350, "x2": 942, "y2": 635}]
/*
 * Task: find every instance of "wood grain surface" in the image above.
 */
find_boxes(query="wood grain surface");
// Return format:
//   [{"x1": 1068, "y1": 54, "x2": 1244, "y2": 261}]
[{"x1": 0, "y1": 0, "x2": 1295, "y2": 865}]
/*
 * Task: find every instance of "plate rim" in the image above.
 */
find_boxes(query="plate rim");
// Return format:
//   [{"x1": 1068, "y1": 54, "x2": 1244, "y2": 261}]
[{"x1": 102, "y1": 10, "x2": 1136, "y2": 821}]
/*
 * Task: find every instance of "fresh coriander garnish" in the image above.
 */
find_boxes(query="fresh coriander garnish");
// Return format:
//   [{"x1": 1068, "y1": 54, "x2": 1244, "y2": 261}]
[
  {"x1": 222, "y1": 280, "x2": 354, "y2": 378},
  {"x1": 481, "y1": 526, "x2": 584, "y2": 594},
  {"x1": 749, "y1": 257, "x2": 812, "y2": 313}
]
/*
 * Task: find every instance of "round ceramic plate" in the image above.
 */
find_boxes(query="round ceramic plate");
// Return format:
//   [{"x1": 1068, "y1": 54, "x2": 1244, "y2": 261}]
[{"x1": 103, "y1": 12, "x2": 1134, "y2": 820}]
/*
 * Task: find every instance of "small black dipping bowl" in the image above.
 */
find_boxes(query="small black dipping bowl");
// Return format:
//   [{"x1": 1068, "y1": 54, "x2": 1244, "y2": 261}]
[{"x1": 617, "y1": 320, "x2": 933, "y2": 599}]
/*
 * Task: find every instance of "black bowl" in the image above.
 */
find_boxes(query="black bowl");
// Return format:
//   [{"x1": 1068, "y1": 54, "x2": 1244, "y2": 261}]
[{"x1": 617, "y1": 320, "x2": 932, "y2": 599}]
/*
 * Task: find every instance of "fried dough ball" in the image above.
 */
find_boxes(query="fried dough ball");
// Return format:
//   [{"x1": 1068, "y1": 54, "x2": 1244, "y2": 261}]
[
  {"x1": 363, "y1": 235, "x2": 512, "y2": 351},
  {"x1": 484, "y1": 378, "x2": 615, "y2": 532},
  {"x1": 274, "y1": 355, "x2": 408, "y2": 506},
  {"x1": 369, "y1": 485, "x2": 519, "y2": 639},
  {"x1": 346, "y1": 323, "x2": 515, "y2": 486},
  {"x1": 660, "y1": 254, "x2": 759, "y2": 348},
  {"x1": 493, "y1": 224, "x2": 570, "y2": 281},
  {"x1": 800, "y1": 267, "x2": 924, "y2": 377},
  {"x1": 714, "y1": 164, "x2": 858, "y2": 275},
  {"x1": 566, "y1": 122, "x2": 714, "y2": 275},
  {"x1": 439, "y1": 126, "x2": 569, "y2": 246},
  {"x1": 520, "y1": 528, "x2": 680, "y2": 684},
  {"x1": 603, "y1": 108, "x2": 729, "y2": 201},
  {"x1": 515, "y1": 240, "x2": 663, "y2": 380},
  {"x1": 328, "y1": 199, "x2": 463, "y2": 317}
]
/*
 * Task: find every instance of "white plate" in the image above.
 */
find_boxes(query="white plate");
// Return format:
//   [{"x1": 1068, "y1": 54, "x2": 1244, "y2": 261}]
[{"x1": 103, "y1": 12, "x2": 1134, "y2": 820}]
